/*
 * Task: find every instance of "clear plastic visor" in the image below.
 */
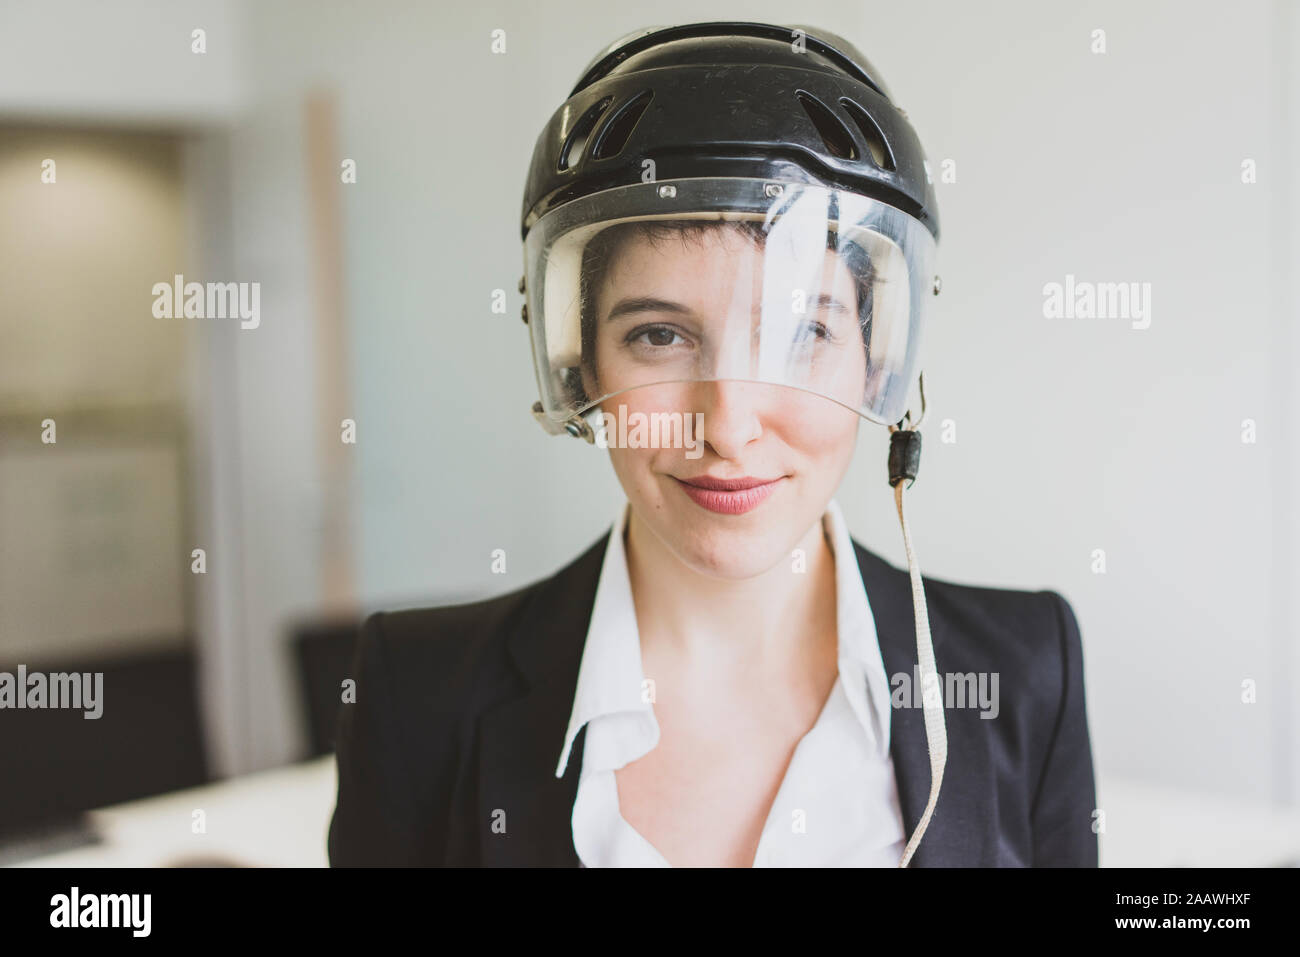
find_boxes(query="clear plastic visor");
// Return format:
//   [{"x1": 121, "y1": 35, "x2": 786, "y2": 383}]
[{"x1": 524, "y1": 178, "x2": 936, "y2": 431}]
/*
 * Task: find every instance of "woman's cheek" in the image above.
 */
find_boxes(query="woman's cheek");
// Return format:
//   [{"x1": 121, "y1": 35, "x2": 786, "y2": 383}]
[
  {"x1": 607, "y1": 445, "x2": 662, "y2": 509},
  {"x1": 776, "y1": 395, "x2": 859, "y2": 463}
]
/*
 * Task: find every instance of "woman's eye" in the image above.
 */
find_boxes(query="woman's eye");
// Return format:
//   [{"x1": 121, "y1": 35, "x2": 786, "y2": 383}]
[
  {"x1": 794, "y1": 319, "x2": 832, "y2": 342},
  {"x1": 628, "y1": 325, "x2": 686, "y2": 348}
]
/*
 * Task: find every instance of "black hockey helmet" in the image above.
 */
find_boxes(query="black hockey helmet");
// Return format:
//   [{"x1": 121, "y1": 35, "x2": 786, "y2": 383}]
[{"x1": 520, "y1": 22, "x2": 939, "y2": 242}]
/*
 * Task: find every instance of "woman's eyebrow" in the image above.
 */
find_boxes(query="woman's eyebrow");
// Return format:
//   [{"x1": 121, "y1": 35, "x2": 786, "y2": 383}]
[
  {"x1": 603, "y1": 293, "x2": 851, "y2": 321},
  {"x1": 604, "y1": 296, "x2": 693, "y2": 321},
  {"x1": 753, "y1": 293, "x2": 852, "y2": 313},
  {"x1": 807, "y1": 293, "x2": 851, "y2": 313}
]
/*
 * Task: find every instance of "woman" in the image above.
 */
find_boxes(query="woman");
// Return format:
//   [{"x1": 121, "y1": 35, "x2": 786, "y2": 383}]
[{"x1": 329, "y1": 21, "x2": 1098, "y2": 867}]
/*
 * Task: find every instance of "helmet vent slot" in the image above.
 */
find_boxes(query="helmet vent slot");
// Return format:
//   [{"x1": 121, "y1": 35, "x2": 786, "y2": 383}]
[
  {"x1": 559, "y1": 95, "x2": 614, "y2": 171},
  {"x1": 795, "y1": 91, "x2": 857, "y2": 161},
  {"x1": 839, "y1": 97, "x2": 896, "y2": 171},
  {"x1": 591, "y1": 90, "x2": 654, "y2": 160}
]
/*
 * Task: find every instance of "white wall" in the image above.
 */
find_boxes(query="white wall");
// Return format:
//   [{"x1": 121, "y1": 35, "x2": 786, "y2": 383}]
[{"x1": 0, "y1": 0, "x2": 246, "y2": 126}]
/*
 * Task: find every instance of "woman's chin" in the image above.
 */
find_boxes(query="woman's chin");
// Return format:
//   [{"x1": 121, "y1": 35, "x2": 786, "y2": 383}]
[{"x1": 663, "y1": 525, "x2": 793, "y2": 581}]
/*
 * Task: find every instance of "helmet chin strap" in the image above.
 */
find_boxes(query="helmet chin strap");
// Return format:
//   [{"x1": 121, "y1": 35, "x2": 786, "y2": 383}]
[{"x1": 887, "y1": 372, "x2": 947, "y2": 868}]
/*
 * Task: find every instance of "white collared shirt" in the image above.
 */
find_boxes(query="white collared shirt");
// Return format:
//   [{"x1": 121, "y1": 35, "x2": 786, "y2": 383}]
[{"x1": 554, "y1": 497, "x2": 906, "y2": 867}]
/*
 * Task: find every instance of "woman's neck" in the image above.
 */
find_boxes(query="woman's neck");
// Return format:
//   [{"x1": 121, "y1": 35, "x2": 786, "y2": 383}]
[{"x1": 623, "y1": 506, "x2": 839, "y2": 685}]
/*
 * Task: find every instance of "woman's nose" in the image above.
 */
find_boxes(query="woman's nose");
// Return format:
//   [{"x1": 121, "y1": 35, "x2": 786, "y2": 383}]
[{"x1": 694, "y1": 378, "x2": 764, "y2": 460}]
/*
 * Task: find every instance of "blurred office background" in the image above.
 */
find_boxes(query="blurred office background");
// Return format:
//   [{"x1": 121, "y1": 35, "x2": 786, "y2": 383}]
[{"x1": 0, "y1": 0, "x2": 1297, "y2": 866}]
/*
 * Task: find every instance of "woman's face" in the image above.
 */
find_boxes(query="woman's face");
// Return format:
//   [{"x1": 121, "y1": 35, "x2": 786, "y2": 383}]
[{"x1": 585, "y1": 225, "x2": 867, "y2": 580}]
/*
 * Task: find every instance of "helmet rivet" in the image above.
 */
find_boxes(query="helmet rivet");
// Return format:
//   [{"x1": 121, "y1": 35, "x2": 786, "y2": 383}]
[
  {"x1": 657, "y1": 184, "x2": 677, "y2": 199},
  {"x1": 564, "y1": 421, "x2": 584, "y2": 438},
  {"x1": 764, "y1": 183, "x2": 784, "y2": 198},
  {"x1": 932, "y1": 275, "x2": 942, "y2": 296}
]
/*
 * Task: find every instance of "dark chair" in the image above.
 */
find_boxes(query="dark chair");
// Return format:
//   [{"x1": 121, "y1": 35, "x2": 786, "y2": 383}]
[
  {"x1": 0, "y1": 642, "x2": 208, "y2": 841},
  {"x1": 290, "y1": 617, "x2": 362, "y2": 758}
]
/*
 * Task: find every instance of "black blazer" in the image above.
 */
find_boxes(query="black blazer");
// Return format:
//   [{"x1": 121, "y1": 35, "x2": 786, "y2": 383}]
[{"x1": 328, "y1": 532, "x2": 1099, "y2": 867}]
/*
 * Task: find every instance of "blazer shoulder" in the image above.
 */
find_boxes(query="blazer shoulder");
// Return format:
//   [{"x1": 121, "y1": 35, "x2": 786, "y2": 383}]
[
  {"x1": 850, "y1": 537, "x2": 1083, "y2": 695},
  {"x1": 330, "y1": 532, "x2": 610, "y2": 866},
  {"x1": 850, "y1": 536, "x2": 1076, "y2": 626},
  {"x1": 357, "y1": 531, "x2": 612, "y2": 699},
  {"x1": 850, "y1": 537, "x2": 1098, "y2": 864}
]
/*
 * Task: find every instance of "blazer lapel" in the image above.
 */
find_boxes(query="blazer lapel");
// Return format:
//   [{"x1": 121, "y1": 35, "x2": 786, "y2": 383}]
[
  {"x1": 853, "y1": 541, "x2": 996, "y2": 866},
  {"x1": 476, "y1": 534, "x2": 609, "y2": 866}
]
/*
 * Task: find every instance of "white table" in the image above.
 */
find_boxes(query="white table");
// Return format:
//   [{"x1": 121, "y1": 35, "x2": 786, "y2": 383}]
[{"x1": 15, "y1": 756, "x2": 337, "y2": 868}]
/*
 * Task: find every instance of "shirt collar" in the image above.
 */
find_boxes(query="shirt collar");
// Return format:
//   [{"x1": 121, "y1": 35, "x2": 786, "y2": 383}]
[
  {"x1": 823, "y1": 497, "x2": 893, "y2": 757},
  {"x1": 555, "y1": 497, "x2": 892, "y2": 778},
  {"x1": 554, "y1": 500, "x2": 644, "y2": 778}
]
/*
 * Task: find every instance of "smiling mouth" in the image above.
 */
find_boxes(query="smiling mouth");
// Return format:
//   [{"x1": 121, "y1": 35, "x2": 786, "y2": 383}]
[{"x1": 672, "y1": 475, "x2": 785, "y2": 514}]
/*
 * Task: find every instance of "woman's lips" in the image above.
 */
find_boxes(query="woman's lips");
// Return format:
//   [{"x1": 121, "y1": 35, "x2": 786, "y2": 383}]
[{"x1": 672, "y1": 475, "x2": 785, "y2": 515}]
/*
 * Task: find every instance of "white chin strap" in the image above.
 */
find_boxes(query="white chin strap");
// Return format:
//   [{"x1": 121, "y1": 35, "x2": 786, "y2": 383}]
[
  {"x1": 887, "y1": 378, "x2": 947, "y2": 868},
  {"x1": 892, "y1": 475, "x2": 947, "y2": 867}
]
